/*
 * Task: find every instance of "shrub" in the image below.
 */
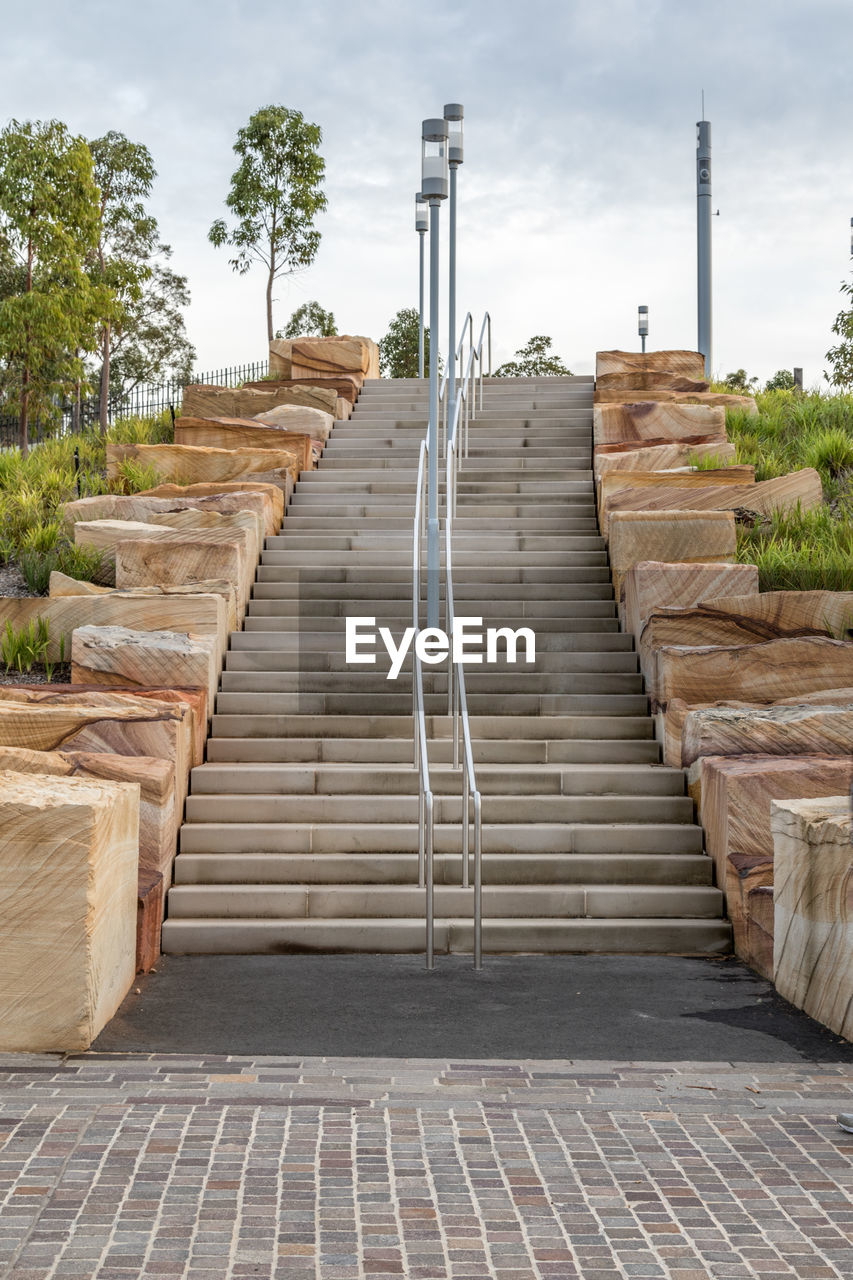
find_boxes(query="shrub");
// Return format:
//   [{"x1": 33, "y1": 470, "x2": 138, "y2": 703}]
[{"x1": 1, "y1": 617, "x2": 51, "y2": 673}]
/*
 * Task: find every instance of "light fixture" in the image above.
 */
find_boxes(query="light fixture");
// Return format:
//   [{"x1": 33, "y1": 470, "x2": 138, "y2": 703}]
[
  {"x1": 444, "y1": 103, "x2": 463, "y2": 167},
  {"x1": 638, "y1": 304, "x2": 649, "y2": 353},
  {"x1": 421, "y1": 119, "x2": 449, "y2": 201}
]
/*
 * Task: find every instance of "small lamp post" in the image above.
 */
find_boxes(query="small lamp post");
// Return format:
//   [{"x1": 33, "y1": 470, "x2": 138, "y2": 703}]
[
  {"x1": 421, "y1": 118, "x2": 448, "y2": 627},
  {"x1": 638, "y1": 305, "x2": 649, "y2": 354},
  {"x1": 444, "y1": 104, "x2": 464, "y2": 429},
  {"x1": 415, "y1": 194, "x2": 428, "y2": 378}
]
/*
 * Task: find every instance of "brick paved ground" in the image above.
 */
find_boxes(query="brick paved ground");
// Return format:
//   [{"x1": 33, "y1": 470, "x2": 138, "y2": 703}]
[{"x1": 1, "y1": 1056, "x2": 851, "y2": 1279}]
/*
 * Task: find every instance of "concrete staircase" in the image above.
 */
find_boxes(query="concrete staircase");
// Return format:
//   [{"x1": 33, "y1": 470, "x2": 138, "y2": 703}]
[{"x1": 162, "y1": 375, "x2": 732, "y2": 955}]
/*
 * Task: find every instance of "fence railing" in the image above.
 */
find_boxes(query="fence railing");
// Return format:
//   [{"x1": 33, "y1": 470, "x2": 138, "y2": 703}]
[{"x1": 0, "y1": 359, "x2": 270, "y2": 450}]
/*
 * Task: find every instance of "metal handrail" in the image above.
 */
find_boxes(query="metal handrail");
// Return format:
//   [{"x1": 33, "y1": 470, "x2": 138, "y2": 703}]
[
  {"x1": 440, "y1": 312, "x2": 473, "y2": 452},
  {"x1": 412, "y1": 439, "x2": 436, "y2": 969},
  {"x1": 442, "y1": 310, "x2": 491, "y2": 970},
  {"x1": 444, "y1": 510, "x2": 484, "y2": 969}
]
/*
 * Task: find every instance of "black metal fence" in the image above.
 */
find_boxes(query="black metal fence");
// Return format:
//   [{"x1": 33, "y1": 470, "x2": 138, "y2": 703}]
[{"x1": 0, "y1": 359, "x2": 270, "y2": 450}]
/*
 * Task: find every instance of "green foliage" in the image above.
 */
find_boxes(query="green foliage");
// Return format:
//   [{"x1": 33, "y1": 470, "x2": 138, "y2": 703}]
[
  {"x1": 278, "y1": 300, "x2": 337, "y2": 338},
  {"x1": 720, "y1": 368, "x2": 759, "y2": 394},
  {"x1": 1, "y1": 617, "x2": 51, "y2": 672},
  {"x1": 379, "y1": 307, "x2": 436, "y2": 378},
  {"x1": 105, "y1": 409, "x2": 173, "y2": 445},
  {"x1": 109, "y1": 458, "x2": 161, "y2": 494},
  {"x1": 493, "y1": 335, "x2": 572, "y2": 378},
  {"x1": 0, "y1": 412, "x2": 169, "y2": 593},
  {"x1": 764, "y1": 368, "x2": 796, "y2": 392},
  {"x1": 724, "y1": 388, "x2": 853, "y2": 495},
  {"x1": 825, "y1": 268, "x2": 853, "y2": 390},
  {"x1": 0, "y1": 118, "x2": 114, "y2": 454},
  {"x1": 209, "y1": 106, "x2": 328, "y2": 342},
  {"x1": 87, "y1": 132, "x2": 195, "y2": 414},
  {"x1": 688, "y1": 451, "x2": 738, "y2": 471},
  {"x1": 737, "y1": 505, "x2": 853, "y2": 592}
]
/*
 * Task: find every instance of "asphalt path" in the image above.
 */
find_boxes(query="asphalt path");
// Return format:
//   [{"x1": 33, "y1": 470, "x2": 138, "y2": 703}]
[{"x1": 95, "y1": 953, "x2": 852, "y2": 1061}]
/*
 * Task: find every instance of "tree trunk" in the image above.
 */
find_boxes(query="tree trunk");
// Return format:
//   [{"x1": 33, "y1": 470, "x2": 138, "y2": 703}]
[
  {"x1": 19, "y1": 364, "x2": 29, "y2": 459},
  {"x1": 266, "y1": 269, "x2": 274, "y2": 345},
  {"x1": 99, "y1": 323, "x2": 111, "y2": 435}
]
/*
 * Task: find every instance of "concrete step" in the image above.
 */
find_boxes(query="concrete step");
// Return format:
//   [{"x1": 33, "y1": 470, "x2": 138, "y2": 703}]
[
  {"x1": 167, "y1": 883, "x2": 723, "y2": 920},
  {"x1": 183, "y1": 792, "x2": 690, "y2": 825},
  {"x1": 245, "y1": 592, "x2": 614, "y2": 616},
  {"x1": 204, "y1": 736, "x2": 660, "y2": 764},
  {"x1": 208, "y1": 713, "x2": 656, "y2": 741},
  {"x1": 160, "y1": 917, "x2": 731, "y2": 955},
  {"x1": 178, "y1": 820, "x2": 700, "y2": 856},
  {"x1": 216, "y1": 673, "x2": 645, "y2": 697},
  {"x1": 229, "y1": 623, "x2": 622, "y2": 649},
  {"x1": 173, "y1": 850, "x2": 710, "y2": 886},
  {"x1": 224, "y1": 646, "x2": 637, "y2": 672},
  {"x1": 188, "y1": 761, "x2": 682, "y2": 798}
]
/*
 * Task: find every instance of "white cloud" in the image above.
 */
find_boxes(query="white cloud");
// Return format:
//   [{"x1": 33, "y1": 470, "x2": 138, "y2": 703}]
[{"x1": 1, "y1": 0, "x2": 850, "y2": 383}]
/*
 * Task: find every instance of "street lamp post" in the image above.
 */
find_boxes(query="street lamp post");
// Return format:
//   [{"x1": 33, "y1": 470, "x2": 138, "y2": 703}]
[
  {"x1": 444, "y1": 104, "x2": 464, "y2": 432},
  {"x1": 421, "y1": 118, "x2": 449, "y2": 627},
  {"x1": 638, "y1": 305, "x2": 649, "y2": 354},
  {"x1": 415, "y1": 194, "x2": 428, "y2": 378}
]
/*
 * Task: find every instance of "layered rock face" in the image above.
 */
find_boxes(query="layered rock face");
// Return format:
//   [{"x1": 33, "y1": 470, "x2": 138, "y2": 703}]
[
  {"x1": 0, "y1": 770, "x2": 139, "y2": 1051},
  {"x1": 772, "y1": 796, "x2": 853, "y2": 1039}
]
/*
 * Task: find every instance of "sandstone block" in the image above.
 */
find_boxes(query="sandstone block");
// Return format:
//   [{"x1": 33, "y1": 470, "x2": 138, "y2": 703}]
[
  {"x1": 107, "y1": 443, "x2": 298, "y2": 492},
  {"x1": 700, "y1": 752, "x2": 853, "y2": 898},
  {"x1": 594, "y1": 440, "x2": 736, "y2": 476},
  {"x1": 63, "y1": 490, "x2": 273, "y2": 544},
  {"x1": 247, "y1": 376, "x2": 360, "y2": 404},
  {"x1": 639, "y1": 592, "x2": 853, "y2": 686},
  {"x1": 622, "y1": 561, "x2": 759, "y2": 641},
  {"x1": 681, "y1": 700, "x2": 853, "y2": 769},
  {"x1": 599, "y1": 467, "x2": 755, "y2": 535},
  {"x1": 253, "y1": 404, "x2": 334, "y2": 441},
  {"x1": 0, "y1": 770, "x2": 138, "y2": 1051},
  {"x1": 726, "y1": 851, "x2": 775, "y2": 968},
  {"x1": 772, "y1": 796, "x2": 853, "y2": 1039},
  {"x1": 73, "y1": 519, "x2": 169, "y2": 577},
  {"x1": 268, "y1": 338, "x2": 293, "y2": 378},
  {"x1": 745, "y1": 885, "x2": 775, "y2": 982},
  {"x1": 608, "y1": 510, "x2": 736, "y2": 599},
  {"x1": 10, "y1": 681, "x2": 208, "y2": 770},
  {"x1": 137, "y1": 869, "x2": 166, "y2": 974},
  {"x1": 175, "y1": 417, "x2": 316, "y2": 468},
  {"x1": 594, "y1": 401, "x2": 727, "y2": 447},
  {"x1": 602, "y1": 469, "x2": 822, "y2": 535},
  {"x1": 595, "y1": 350, "x2": 708, "y2": 378},
  {"x1": 652, "y1": 636, "x2": 853, "y2": 710},
  {"x1": 594, "y1": 389, "x2": 758, "y2": 413},
  {"x1": 181, "y1": 383, "x2": 338, "y2": 419},
  {"x1": 115, "y1": 536, "x2": 251, "y2": 619},
  {"x1": 49, "y1": 574, "x2": 238, "y2": 638},
  {"x1": 71, "y1": 625, "x2": 219, "y2": 705},
  {"x1": 596, "y1": 372, "x2": 710, "y2": 393},
  {"x1": 139, "y1": 482, "x2": 283, "y2": 537},
  {"x1": 290, "y1": 336, "x2": 371, "y2": 376},
  {"x1": 0, "y1": 594, "x2": 226, "y2": 662},
  {"x1": 0, "y1": 745, "x2": 177, "y2": 883}
]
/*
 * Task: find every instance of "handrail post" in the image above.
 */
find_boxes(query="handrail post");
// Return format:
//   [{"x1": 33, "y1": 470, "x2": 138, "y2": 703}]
[
  {"x1": 425, "y1": 792, "x2": 435, "y2": 969},
  {"x1": 473, "y1": 792, "x2": 482, "y2": 970}
]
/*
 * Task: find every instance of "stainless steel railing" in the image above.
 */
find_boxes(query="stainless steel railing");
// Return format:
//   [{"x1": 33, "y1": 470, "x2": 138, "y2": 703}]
[
  {"x1": 414, "y1": 314, "x2": 491, "y2": 969},
  {"x1": 412, "y1": 439, "x2": 436, "y2": 968},
  {"x1": 443, "y1": 311, "x2": 491, "y2": 969}
]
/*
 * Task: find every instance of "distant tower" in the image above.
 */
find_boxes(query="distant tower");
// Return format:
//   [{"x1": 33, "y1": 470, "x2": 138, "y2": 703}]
[{"x1": 696, "y1": 116, "x2": 712, "y2": 377}]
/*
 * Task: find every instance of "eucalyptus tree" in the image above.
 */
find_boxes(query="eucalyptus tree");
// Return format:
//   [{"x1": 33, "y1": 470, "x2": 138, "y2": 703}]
[
  {"x1": 278, "y1": 299, "x2": 337, "y2": 338},
  {"x1": 380, "y1": 307, "x2": 436, "y2": 379},
  {"x1": 0, "y1": 118, "x2": 110, "y2": 454},
  {"x1": 209, "y1": 106, "x2": 327, "y2": 343},
  {"x1": 493, "y1": 335, "x2": 572, "y2": 378}
]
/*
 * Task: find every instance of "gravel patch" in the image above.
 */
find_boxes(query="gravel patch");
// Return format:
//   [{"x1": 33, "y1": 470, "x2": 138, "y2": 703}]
[
  {"x1": 0, "y1": 663, "x2": 72, "y2": 686},
  {"x1": 0, "y1": 563, "x2": 33, "y2": 597}
]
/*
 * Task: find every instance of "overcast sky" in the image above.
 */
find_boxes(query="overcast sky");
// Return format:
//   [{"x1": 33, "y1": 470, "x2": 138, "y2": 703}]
[{"x1": 3, "y1": 0, "x2": 852, "y2": 384}]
